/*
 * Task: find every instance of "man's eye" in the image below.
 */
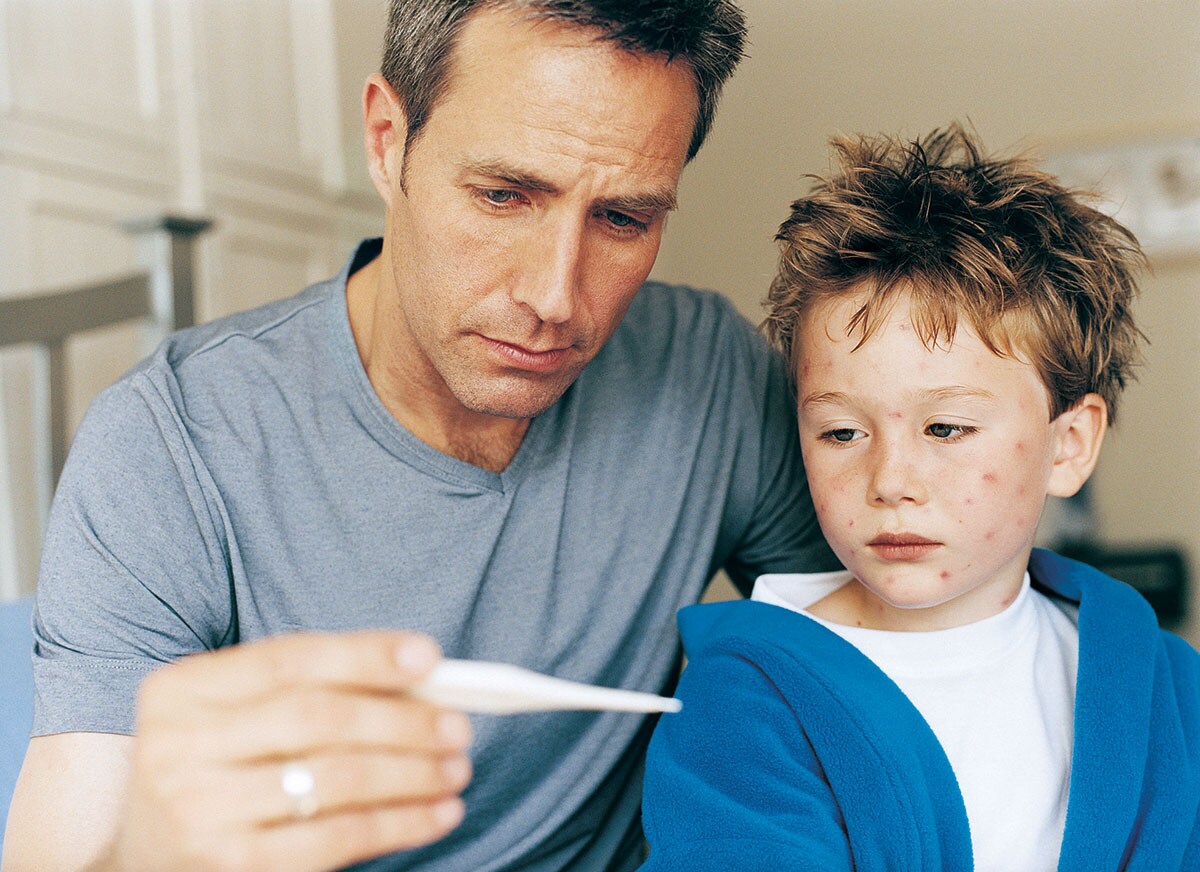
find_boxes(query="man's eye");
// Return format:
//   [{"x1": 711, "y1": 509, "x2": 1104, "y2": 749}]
[
  {"x1": 481, "y1": 189, "x2": 523, "y2": 206},
  {"x1": 603, "y1": 210, "x2": 648, "y2": 232}
]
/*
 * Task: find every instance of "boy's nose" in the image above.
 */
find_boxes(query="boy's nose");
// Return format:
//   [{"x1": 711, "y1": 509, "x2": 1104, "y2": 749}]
[
  {"x1": 510, "y1": 218, "x2": 584, "y2": 324},
  {"x1": 867, "y1": 439, "x2": 929, "y2": 507}
]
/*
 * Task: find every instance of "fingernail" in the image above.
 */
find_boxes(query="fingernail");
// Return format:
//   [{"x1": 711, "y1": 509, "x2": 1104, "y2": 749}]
[
  {"x1": 442, "y1": 755, "x2": 472, "y2": 788},
  {"x1": 396, "y1": 637, "x2": 440, "y2": 674},
  {"x1": 438, "y1": 711, "x2": 473, "y2": 747},
  {"x1": 432, "y1": 797, "x2": 465, "y2": 828}
]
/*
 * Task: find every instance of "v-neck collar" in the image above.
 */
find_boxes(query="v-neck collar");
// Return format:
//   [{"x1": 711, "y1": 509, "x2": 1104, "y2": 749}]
[{"x1": 324, "y1": 239, "x2": 564, "y2": 494}]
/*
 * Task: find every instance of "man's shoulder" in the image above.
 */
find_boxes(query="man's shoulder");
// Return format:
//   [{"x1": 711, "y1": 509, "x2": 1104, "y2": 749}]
[
  {"x1": 623, "y1": 280, "x2": 756, "y2": 342},
  {"x1": 155, "y1": 280, "x2": 334, "y2": 375},
  {"x1": 110, "y1": 279, "x2": 335, "y2": 406},
  {"x1": 81, "y1": 277, "x2": 340, "y2": 447},
  {"x1": 602, "y1": 280, "x2": 774, "y2": 378}
]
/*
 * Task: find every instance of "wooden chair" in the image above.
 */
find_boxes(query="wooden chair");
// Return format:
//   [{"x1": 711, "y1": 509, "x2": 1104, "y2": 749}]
[
  {"x1": 0, "y1": 215, "x2": 210, "y2": 850},
  {"x1": 0, "y1": 217, "x2": 211, "y2": 599}
]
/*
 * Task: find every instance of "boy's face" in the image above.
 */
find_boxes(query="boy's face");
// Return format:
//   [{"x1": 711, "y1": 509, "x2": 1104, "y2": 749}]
[{"x1": 796, "y1": 287, "x2": 1100, "y2": 630}]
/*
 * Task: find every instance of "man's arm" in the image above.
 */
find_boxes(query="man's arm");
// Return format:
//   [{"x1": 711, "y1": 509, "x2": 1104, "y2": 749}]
[
  {"x1": 4, "y1": 632, "x2": 472, "y2": 872},
  {"x1": 721, "y1": 319, "x2": 839, "y2": 592},
  {"x1": 4, "y1": 733, "x2": 131, "y2": 871}
]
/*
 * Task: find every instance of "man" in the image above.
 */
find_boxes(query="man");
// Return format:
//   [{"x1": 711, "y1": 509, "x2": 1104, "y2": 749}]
[{"x1": 4, "y1": 2, "x2": 833, "y2": 870}]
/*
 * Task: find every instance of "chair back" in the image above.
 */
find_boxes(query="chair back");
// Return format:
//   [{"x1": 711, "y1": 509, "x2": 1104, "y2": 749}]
[{"x1": 0, "y1": 215, "x2": 211, "y2": 599}]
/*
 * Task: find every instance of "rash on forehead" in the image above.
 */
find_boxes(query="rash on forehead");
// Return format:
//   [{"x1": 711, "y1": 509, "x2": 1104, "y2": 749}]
[{"x1": 795, "y1": 289, "x2": 1054, "y2": 419}]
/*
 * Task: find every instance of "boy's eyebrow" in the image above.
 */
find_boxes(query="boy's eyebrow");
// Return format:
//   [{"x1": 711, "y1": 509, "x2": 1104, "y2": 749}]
[
  {"x1": 918, "y1": 385, "x2": 999, "y2": 404},
  {"x1": 801, "y1": 391, "x2": 850, "y2": 411},
  {"x1": 800, "y1": 386, "x2": 998, "y2": 410},
  {"x1": 457, "y1": 158, "x2": 678, "y2": 215}
]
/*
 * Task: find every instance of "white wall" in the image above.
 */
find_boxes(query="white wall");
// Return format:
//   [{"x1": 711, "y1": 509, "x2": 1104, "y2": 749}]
[
  {"x1": 0, "y1": 0, "x2": 386, "y2": 597},
  {"x1": 652, "y1": 0, "x2": 1200, "y2": 643}
]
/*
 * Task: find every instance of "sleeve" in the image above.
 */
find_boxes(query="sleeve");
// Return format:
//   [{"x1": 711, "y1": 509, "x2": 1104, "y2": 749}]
[
  {"x1": 721, "y1": 318, "x2": 840, "y2": 594},
  {"x1": 31, "y1": 368, "x2": 233, "y2": 736},
  {"x1": 639, "y1": 648, "x2": 854, "y2": 871}
]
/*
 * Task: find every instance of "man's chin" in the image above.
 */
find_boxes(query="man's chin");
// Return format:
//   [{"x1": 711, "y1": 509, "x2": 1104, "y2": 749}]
[{"x1": 455, "y1": 375, "x2": 578, "y2": 420}]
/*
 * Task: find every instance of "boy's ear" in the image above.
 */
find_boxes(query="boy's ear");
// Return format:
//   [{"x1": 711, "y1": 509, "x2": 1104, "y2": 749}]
[
  {"x1": 363, "y1": 73, "x2": 409, "y2": 203},
  {"x1": 1047, "y1": 393, "x2": 1108, "y2": 498}
]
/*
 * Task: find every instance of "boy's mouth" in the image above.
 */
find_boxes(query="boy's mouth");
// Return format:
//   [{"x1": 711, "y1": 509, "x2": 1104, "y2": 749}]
[{"x1": 868, "y1": 533, "x2": 941, "y2": 561}]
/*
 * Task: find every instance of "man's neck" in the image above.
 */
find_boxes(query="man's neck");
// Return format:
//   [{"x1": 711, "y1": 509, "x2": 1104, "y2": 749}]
[{"x1": 345, "y1": 256, "x2": 530, "y2": 474}]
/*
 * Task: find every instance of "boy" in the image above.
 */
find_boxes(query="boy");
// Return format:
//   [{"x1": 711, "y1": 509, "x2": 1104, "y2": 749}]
[{"x1": 639, "y1": 126, "x2": 1200, "y2": 871}]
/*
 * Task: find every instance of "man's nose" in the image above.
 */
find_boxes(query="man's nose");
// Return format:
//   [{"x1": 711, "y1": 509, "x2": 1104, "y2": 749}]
[
  {"x1": 867, "y1": 436, "x2": 929, "y2": 507},
  {"x1": 510, "y1": 217, "x2": 584, "y2": 324}
]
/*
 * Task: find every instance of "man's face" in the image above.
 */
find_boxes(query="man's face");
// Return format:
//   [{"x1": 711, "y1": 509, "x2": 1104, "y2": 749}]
[
  {"x1": 374, "y1": 8, "x2": 698, "y2": 420},
  {"x1": 796, "y1": 288, "x2": 1080, "y2": 630}
]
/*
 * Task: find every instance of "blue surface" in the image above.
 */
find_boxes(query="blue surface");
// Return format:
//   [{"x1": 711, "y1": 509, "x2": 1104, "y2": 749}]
[{"x1": 0, "y1": 595, "x2": 34, "y2": 857}]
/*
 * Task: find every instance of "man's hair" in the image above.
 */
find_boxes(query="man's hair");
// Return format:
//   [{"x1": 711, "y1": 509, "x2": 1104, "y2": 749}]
[
  {"x1": 765, "y1": 123, "x2": 1146, "y2": 423},
  {"x1": 381, "y1": 0, "x2": 746, "y2": 163}
]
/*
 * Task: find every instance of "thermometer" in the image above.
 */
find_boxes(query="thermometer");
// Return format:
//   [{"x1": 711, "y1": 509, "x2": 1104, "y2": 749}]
[{"x1": 410, "y1": 659, "x2": 682, "y2": 715}]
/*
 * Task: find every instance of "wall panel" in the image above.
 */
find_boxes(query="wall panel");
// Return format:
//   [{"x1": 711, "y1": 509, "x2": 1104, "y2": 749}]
[{"x1": 0, "y1": 0, "x2": 383, "y2": 599}]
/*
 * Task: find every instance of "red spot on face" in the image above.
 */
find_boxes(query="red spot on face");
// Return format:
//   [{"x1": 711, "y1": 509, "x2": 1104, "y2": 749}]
[
  {"x1": 940, "y1": 571, "x2": 951, "y2": 581},
  {"x1": 982, "y1": 472, "x2": 997, "y2": 484},
  {"x1": 1015, "y1": 442, "x2": 1025, "y2": 453},
  {"x1": 985, "y1": 530, "x2": 996, "y2": 541},
  {"x1": 848, "y1": 519, "x2": 855, "y2": 528},
  {"x1": 965, "y1": 497, "x2": 974, "y2": 506}
]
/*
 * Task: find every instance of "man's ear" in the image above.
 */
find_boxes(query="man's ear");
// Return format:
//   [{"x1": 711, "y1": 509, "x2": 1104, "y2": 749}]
[
  {"x1": 1047, "y1": 393, "x2": 1108, "y2": 498},
  {"x1": 363, "y1": 73, "x2": 408, "y2": 202}
]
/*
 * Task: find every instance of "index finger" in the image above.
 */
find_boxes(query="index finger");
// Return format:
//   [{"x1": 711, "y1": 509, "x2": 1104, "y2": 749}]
[{"x1": 149, "y1": 630, "x2": 443, "y2": 706}]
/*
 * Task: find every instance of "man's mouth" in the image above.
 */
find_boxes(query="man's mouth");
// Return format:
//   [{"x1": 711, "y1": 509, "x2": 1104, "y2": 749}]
[
  {"x1": 481, "y1": 336, "x2": 575, "y2": 373},
  {"x1": 867, "y1": 533, "x2": 941, "y2": 561}
]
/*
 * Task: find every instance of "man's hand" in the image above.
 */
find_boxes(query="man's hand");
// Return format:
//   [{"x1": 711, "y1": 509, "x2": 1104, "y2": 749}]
[{"x1": 7, "y1": 632, "x2": 472, "y2": 872}]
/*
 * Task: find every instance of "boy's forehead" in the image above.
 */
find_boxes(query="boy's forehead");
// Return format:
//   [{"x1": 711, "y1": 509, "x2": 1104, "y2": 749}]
[
  {"x1": 796, "y1": 289, "x2": 1052, "y2": 410},
  {"x1": 800, "y1": 284, "x2": 1039, "y2": 364}
]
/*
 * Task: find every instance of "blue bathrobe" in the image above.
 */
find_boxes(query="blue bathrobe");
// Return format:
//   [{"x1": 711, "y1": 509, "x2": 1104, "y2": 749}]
[{"x1": 640, "y1": 549, "x2": 1200, "y2": 871}]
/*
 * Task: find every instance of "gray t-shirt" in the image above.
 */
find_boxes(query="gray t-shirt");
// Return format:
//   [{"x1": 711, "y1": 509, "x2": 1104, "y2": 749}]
[{"x1": 32, "y1": 239, "x2": 835, "y2": 870}]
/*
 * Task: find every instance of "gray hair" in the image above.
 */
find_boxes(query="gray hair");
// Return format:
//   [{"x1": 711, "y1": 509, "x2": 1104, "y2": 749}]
[{"x1": 381, "y1": 0, "x2": 747, "y2": 163}]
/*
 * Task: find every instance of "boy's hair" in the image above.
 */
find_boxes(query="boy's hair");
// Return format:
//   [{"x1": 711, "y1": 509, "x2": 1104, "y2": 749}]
[
  {"x1": 381, "y1": 0, "x2": 746, "y2": 164},
  {"x1": 764, "y1": 124, "x2": 1146, "y2": 422}
]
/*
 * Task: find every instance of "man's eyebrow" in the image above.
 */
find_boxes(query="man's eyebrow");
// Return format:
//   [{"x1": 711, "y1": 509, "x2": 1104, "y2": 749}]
[
  {"x1": 598, "y1": 190, "x2": 678, "y2": 216},
  {"x1": 457, "y1": 158, "x2": 678, "y2": 215},
  {"x1": 458, "y1": 158, "x2": 558, "y2": 193}
]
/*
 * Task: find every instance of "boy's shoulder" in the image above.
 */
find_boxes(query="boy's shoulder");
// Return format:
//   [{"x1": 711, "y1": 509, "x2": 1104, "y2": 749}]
[
  {"x1": 1029, "y1": 547, "x2": 1196, "y2": 660},
  {"x1": 675, "y1": 597, "x2": 900, "y2": 713},
  {"x1": 1032, "y1": 547, "x2": 1200, "y2": 740}
]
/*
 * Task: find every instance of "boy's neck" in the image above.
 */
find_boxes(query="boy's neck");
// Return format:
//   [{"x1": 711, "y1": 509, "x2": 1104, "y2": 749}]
[{"x1": 807, "y1": 569, "x2": 1028, "y2": 632}]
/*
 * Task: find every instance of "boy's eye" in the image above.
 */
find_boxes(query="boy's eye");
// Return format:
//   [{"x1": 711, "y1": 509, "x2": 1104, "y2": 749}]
[
  {"x1": 820, "y1": 428, "x2": 862, "y2": 444},
  {"x1": 926, "y1": 422, "x2": 977, "y2": 440}
]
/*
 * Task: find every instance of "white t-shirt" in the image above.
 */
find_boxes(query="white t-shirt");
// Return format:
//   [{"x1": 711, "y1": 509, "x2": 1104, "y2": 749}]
[{"x1": 752, "y1": 570, "x2": 1080, "y2": 872}]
